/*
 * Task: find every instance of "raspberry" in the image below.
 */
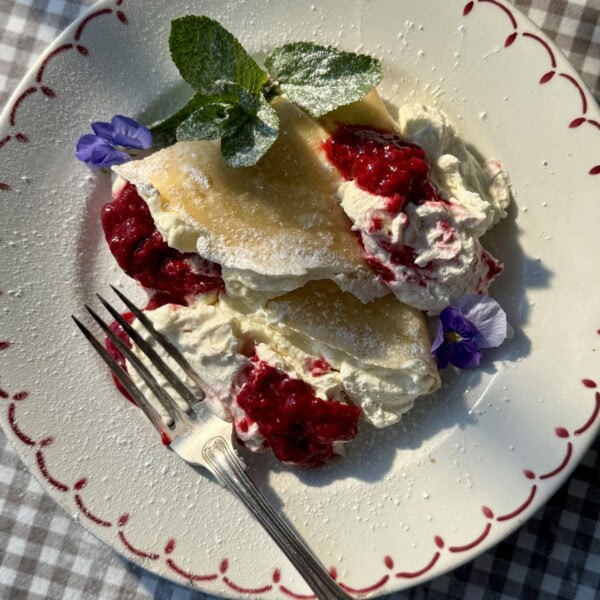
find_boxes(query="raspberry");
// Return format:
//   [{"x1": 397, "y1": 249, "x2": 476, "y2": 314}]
[
  {"x1": 323, "y1": 125, "x2": 442, "y2": 213},
  {"x1": 236, "y1": 359, "x2": 360, "y2": 468},
  {"x1": 101, "y1": 182, "x2": 223, "y2": 305}
]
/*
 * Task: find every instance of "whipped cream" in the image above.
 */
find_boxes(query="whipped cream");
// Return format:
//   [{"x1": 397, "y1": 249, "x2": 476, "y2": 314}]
[
  {"x1": 126, "y1": 297, "x2": 248, "y2": 416},
  {"x1": 339, "y1": 104, "x2": 511, "y2": 314},
  {"x1": 127, "y1": 291, "x2": 439, "y2": 446}
]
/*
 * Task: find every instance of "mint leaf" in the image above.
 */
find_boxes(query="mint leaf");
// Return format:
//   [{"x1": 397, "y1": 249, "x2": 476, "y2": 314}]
[
  {"x1": 176, "y1": 102, "x2": 245, "y2": 141},
  {"x1": 169, "y1": 15, "x2": 268, "y2": 96},
  {"x1": 150, "y1": 93, "x2": 218, "y2": 136},
  {"x1": 151, "y1": 83, "x2": 258, "y2": 138},
  {"x1": 265, "y1": 42, "x2": 383, "y2": 117},
  {"x1": 221, "y1": 95, "x2": 279, "y2": 167}
]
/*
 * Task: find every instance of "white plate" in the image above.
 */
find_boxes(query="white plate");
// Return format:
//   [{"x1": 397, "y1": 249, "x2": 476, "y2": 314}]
[{"x1": 1, "y1": 0, "x2": 599, "y2": 597}]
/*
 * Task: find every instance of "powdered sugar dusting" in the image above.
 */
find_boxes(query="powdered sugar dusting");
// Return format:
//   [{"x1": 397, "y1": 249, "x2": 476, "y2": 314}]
[
  {"x1": 266, "y1": 281, "x2": 437, "y2": 371},
  {"x1": 179, "y1": 163, "x2": 210, "y2": 190}
]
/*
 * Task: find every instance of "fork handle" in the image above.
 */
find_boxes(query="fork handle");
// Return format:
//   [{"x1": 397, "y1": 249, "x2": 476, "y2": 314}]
[{"x1": 202, "y1": 437, "x2": 357, "y2": 600}]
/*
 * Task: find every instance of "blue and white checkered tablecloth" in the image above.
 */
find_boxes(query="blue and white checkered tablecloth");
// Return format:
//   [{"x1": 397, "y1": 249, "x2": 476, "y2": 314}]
[{"x1": 0, "y1": 1, "x2": 599, "y2": 598}]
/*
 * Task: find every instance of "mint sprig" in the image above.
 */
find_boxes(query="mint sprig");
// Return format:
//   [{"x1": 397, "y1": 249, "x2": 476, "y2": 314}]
[
  {"x1": 221, "y1": 95, "x2": 279, "y2": 167},
  {"x1": 172, "y1": 83, "x2": 252, "y2": 141},
  {"x1": 151, "y1": 16, "x2": 383, "y2": 167},
  {"x1": 151, "y1": 86, "x2": 240, "y2": 136}
]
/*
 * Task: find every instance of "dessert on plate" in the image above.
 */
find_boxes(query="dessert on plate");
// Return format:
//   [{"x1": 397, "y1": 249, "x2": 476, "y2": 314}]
[{"x1": 84, "y1": 16, "x2": 511, "y2": 467}]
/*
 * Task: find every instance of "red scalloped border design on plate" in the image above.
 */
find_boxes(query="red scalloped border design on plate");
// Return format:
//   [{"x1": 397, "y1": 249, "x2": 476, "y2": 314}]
[
  {"x1": 74, "y1": 8, "x2": 114, "y2": 42},
  {"x1": 165, "y1": 559, "x2": 219, "y2": 583},
  {"x1": 221, "y1": 559, "x2": 273, "y2": 594},
  {"x1": 464, "y1": 0, "x2": 600, "y2": 175},
  {"x1": 279, "y1": 587, "x2": 316, "y2": 599},
  {"x1": 395, "y1": 551, "x2": 441, "y2": 579},
  {"x1": 1, "y1": 0, "x2": 600, "y2": 594},
  {"x1": 0, "y1": 1, "x2": 128, "y2": 192},
  {"x1": 74, "y1": 478, "x2": 112, "y2": 527},
  {"x1": 8, "y1": 392, "x2": 34, "y2": 446},
  {"x1": 3, "y1": 370, "x2": 599, "y2": 595},
  {"x1": 496, "y1": 485, "x2": 537, "y2": 522},
  {"x1": 574, "y1": 392, "x2": 600, "y2": 436},
  {"x1": 35, "y1": 437, "x2": 70, "y2": 492},
  {"x1": 36, "y1": 44, "x2": 74, "y2": 83},
  {"x1": 448, "y1": 522, "x2": 492, "y2": 553},
  {"x1": 333, "y1": 563, "x2": 392, "y2": 595},
  {"x1": 274, "y1": 569, "x2": 316, "y2": 599},
  {"x1": 163, "y1": 540, "x2": 219, "y2": 582}
]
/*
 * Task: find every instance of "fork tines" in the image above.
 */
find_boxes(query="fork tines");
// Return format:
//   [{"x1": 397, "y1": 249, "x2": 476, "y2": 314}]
[{"x1": 72, "y1": 288, "x2": 206, "y2": 436}]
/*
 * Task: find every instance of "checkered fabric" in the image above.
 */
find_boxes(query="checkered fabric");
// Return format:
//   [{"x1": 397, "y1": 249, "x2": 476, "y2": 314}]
[{"x1": 0, "y1": 1, "x2": 599, "y2": 599}]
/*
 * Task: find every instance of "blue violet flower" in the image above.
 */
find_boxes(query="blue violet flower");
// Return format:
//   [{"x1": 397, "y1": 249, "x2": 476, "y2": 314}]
[
  {"x1": 76, "y1": 115, "x2": 152, "y2": 168},
  {"x1": 431, "y1": 294, "x2": 511, "y2": 369}
]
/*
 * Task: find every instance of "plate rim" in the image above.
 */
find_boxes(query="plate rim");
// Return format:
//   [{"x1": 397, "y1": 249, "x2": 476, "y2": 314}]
[{"x1": 1, "y1": 0, "x2": 599, "y2": 597}]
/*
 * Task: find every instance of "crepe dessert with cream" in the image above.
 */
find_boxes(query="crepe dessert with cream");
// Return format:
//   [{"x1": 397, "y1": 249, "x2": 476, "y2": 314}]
[
  {"x1": 124, "y1": 280, "x2": 439, "y2": 466},
  {"x1": 114, "y1": 90, "x2": 510, "y2": 313},
  {"x1": 114, "y1": 94, "x2": 389, "y2": 306},
  {"x1": 103, "y1": 86, "x2": 510, "y2": 466}
]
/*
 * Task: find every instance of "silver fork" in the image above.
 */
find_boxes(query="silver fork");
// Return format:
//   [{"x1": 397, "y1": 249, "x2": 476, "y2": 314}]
[{"x1": 72, "y1": 286, "x2": 357, "y2": 600}]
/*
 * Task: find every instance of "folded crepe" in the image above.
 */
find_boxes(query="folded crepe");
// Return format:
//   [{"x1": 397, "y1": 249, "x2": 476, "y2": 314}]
[
  {"x1": 130, "y1": 279, "x2": 440, "y2": 429},
  {"x1": 266, "y1": 280, "x2": 440, "y2": 426},
  {"x1": 114, "y1": 93, "x2": 396, "y2": 303}
]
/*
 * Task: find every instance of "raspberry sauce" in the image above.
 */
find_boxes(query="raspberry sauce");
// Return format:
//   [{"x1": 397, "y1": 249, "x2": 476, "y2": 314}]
[
  {"x1": 236, "y1": 358, "x2": 360, "y2": 468},
  {"x1": 309, "y1": 358, "x2": 332, "y2": 377},
  {"x1": 323, "y1": 124, "x2": 442, "y2": 214},
  {"x1": 101, "y1": 182, "x2": 223, "y2": 305},
  {"x1": 105, "y1": 312, "x2": 135, "y2": 403},
  {"x1": 324, "y1": 125, "x2": 447, "y2": 283}
]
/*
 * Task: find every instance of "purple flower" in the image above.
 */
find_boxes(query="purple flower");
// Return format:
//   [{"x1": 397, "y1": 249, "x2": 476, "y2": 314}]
[
  {"x1": 431, "y1": 294, "x2": 510, "y2": 369},
  {"x1": 76, "y1": 115, "x2": 152, "y2": 168}
]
